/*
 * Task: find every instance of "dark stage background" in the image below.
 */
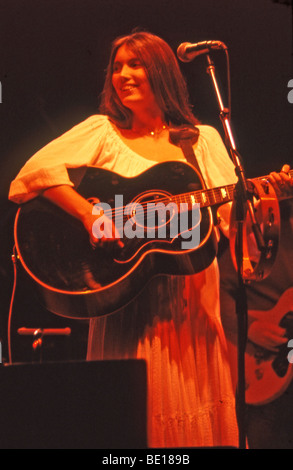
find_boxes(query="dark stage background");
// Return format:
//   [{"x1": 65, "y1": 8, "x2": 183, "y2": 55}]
[{"x1": 0, "y1": 0, "x2": 292, "y2": 363}]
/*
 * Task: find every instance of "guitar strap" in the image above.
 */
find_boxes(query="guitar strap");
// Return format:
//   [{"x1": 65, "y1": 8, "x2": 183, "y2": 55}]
[
  {"x1": 169, "y1": 126, "x2": 207, "y2": 189},
  {"x1": 169, "y1": 127, "x2": 221, "y2": 230}
]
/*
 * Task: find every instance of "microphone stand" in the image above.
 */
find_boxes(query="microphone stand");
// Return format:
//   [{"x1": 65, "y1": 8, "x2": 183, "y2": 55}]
[{"x1": 205, "y1": 53, "x2": 266, "y2": 449}]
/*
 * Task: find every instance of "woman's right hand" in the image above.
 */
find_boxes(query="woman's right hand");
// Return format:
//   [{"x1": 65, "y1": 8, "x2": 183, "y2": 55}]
[
  {"x1": 82, "y1": 205, "x2": 124, "y2": 249},
  {"x1": 42, "y1": 185, "x2": 124, "y2": 249}
]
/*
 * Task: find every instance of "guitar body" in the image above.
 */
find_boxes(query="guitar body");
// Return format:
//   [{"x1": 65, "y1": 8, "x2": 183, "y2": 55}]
[
  {"x1": 15, "y1": 161, "x2": 217, "y2": 319},
  {"x1": 236, "y1": 288, "x2": 293, "y2": 405}
]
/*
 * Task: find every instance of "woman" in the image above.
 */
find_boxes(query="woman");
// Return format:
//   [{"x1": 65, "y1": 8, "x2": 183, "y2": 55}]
[{"x1": 8, "y1": 31, "x2": 292, "y2": 448}]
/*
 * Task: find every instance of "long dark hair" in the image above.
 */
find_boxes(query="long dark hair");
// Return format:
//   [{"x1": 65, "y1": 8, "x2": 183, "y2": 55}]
[{"x1": 99, "y1": 31, "x2": 199, "y2": 128}]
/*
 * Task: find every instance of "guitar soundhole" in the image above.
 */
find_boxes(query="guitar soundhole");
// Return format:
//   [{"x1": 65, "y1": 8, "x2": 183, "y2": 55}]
[
  {"x1": 127, "y1": 190, "x2": 175, "y2": 235},
  {"x1": 127, "y1": 190, "x2": 201, "y2": 240}
]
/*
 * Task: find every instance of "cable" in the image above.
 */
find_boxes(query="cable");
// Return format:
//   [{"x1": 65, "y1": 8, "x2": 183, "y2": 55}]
[{"x1": 7, "y1": 245, "x2": 18, "y2": 365}]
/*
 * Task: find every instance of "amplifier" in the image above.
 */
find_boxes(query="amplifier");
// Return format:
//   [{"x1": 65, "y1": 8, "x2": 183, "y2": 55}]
[{"x1": 0, "y1": 359, "x2": 147, "y2": 449}]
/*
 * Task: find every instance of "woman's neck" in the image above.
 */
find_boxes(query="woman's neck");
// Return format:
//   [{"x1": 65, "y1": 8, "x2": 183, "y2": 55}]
[{"x1": 130, "y1": 107, "x2": 167, "y2": 135}]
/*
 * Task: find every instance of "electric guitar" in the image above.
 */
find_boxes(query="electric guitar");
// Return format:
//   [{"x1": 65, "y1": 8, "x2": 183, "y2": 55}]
[
  {"x1": 239, "y1": 288, "x2": 293, "y2": 405},
  {"x1": 14, "y1": 161, "x2": 290, "y2": 319}
]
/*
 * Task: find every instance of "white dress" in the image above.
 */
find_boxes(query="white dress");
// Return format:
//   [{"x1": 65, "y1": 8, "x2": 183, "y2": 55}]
[{"x1": 9, "y1": 115, "x2": 239, "y2": 448}]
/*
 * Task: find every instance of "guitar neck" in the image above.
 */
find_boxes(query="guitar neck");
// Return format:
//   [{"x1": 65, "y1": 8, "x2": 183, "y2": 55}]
[{"x1": 172, "y1": 169, "x2": 293, "y2": 210}]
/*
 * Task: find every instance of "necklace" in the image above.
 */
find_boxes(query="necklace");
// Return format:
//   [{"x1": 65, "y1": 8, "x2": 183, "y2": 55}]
[
  {"x1": 126, "y1": 123, "x2": 168, "y2": 138},
  {"x1": 149, "y1": 125, "x2": 167, "y2": 137}
]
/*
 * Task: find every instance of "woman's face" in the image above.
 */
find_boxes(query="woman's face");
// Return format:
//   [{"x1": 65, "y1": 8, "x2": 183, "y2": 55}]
[{"x1": 111, "y1": 44, "x2": 157, "y2": 113}]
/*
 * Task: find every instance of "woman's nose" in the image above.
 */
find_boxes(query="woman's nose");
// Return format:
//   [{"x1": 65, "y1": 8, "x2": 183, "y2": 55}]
[{"x1": 119, "y1": 64, "x2": 132, "y2": 78}]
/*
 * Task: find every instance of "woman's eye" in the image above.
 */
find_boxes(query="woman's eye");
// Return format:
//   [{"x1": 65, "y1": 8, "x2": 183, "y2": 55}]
[
  {"x1": 112, "y1": 59, "x2": 142, "y2": 74},
  {"x1": 113, "y1": 64, "x2": 121, "y2": 73},
  {"x1": 129, "y1": 59, "x2": 142, "y2": 68}
]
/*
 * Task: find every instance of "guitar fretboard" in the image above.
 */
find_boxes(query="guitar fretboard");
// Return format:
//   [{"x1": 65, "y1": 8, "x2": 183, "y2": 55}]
[
  {"x1": 172, "y1": 184, "x2": 235, "y2": 209},
  {"x1": 171, "y1": 169, "x2": 293, "y2": 210}
]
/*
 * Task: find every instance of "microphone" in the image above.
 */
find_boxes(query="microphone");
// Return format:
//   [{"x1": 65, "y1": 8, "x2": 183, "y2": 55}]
[{"x1": 177, "y1": 40, "x2": 226, "y2": 62}]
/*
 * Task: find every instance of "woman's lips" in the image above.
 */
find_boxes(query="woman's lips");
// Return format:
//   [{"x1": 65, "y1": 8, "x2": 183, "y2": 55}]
[{"x1": 121, "y1": 84, "x2": 138, "y2": 92}]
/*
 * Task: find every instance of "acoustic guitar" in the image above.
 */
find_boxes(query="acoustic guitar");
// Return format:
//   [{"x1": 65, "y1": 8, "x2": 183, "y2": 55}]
[{"x1": 14, "y1": 161, "x2": 288, "y2": 319}]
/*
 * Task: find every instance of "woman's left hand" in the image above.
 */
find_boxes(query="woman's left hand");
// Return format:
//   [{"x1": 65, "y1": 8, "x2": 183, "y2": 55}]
[{"x1": 268, "y1": 164, "x2": 293, "y2": 197}]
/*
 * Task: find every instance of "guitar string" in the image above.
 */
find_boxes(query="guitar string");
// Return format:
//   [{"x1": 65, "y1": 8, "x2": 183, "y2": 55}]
[
  {"x1": 91, "y1": 168, "x2": 293, "y2": 220},
  {"x1": 93, "y1": 185, "x2": 235, "y2": 220},
  {"x1": 89, "y1": 170, "x2": 293, "y2": 239}
]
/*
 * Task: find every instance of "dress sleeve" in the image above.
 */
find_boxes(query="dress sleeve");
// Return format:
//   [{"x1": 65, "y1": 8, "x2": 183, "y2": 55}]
[
  {"x1": 195, "y1": 125, "x2": 237, "y2": 237},
  {"x1": 8, "y1": 115, "x2": 109, "y2": 204}
]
